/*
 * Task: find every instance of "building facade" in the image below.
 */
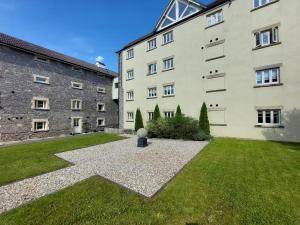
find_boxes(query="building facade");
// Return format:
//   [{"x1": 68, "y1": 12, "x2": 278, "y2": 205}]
[
  {"x1": 118, "y1": 0, "x2": 300, "y2": 142},
  {"x1": 0, "y1": 33, "x2": 118, "y2": 142}
]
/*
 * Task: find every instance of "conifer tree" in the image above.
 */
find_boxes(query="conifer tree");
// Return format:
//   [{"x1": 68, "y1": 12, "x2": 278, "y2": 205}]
[
  {"x1": 199, "y1": 102, "x2": 210, "y2": 134},
  {"x1": 135, "y1": 108, "x2": 144, "y2": 131}
]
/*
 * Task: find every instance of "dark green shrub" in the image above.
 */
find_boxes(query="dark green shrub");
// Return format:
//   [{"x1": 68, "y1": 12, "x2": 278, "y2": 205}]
[
  {"x1": 175, "y1": 105, "x2": 183, "y2": 119},
  {"x1": 153, "y1": 104, "x2": 161, "y2": 121},
  {"x1": 135, "y1": 108, "x2": 144, "y2": 131},
  {"x1": 199, "y1": 102, "x2": 210, "y2": 135},
  {"x1": 147, "y1": 118, "x2": 169, "y2": 138},
  {"x1": 193, "y1": 130, "x2": 211, "y2": 141}
]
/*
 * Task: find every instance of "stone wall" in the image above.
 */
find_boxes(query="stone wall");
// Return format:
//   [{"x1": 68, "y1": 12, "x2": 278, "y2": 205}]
[{"x1": 0, "y1": 45, "x2": 118, "y2": 142}]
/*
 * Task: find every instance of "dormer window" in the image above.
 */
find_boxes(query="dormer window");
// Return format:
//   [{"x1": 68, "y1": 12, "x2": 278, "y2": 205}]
[{"x1": 157, "y1": 0, "x2": 203, "y2": 31}]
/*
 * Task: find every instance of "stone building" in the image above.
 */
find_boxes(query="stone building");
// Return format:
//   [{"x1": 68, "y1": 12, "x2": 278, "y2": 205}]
[
  {"x1": 117, "y1": 0, "x2": 300, "y2": 142},
  {"x1": 0, "y1": 33, "x2": 118, "y2": 142}
]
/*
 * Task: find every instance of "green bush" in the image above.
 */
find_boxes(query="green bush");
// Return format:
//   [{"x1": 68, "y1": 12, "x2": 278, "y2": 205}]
[
  {"x1": 135, "y1": 108, "x2": 144, "y2": 131},
  {"x1": 193, "y1": 130, "x2": 211, "y2": 141},
  {"x1": 175, "y1": 105, "x2": 183, "y2": 119},
  {"x1": 153, "y1": 105, "x2": 161, "y2": 121},
  {"x1": 199, "y1": 102, "x2": 210, "y2": 135}
]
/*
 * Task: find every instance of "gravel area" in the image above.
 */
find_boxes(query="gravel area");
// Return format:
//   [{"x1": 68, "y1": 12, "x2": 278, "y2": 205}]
[{"x1": 0, "y1": 137, "x2": 208, "y2": 214}]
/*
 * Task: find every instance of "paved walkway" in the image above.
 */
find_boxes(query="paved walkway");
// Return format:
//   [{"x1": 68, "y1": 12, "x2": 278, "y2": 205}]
[{"x1": 0, "y1": 137, "x2": 208, "y2": 214}]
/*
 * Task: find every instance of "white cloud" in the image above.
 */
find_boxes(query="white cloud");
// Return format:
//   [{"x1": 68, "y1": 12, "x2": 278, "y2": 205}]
[{"x1": 96, "y1": 56, "x2": 104, "y2": 62}]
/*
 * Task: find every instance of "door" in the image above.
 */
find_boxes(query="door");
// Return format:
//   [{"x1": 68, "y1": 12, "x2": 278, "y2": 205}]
[{"x1": 72, "y1": 118, "x2": 82, "y2": 134}]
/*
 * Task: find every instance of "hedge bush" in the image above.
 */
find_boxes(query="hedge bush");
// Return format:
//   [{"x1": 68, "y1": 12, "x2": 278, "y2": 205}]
[
  {"x1": 135, "y1": 108, "x2": 144, "y2": 131},
  {"x1": 199, "y1": 102, "x2": 210, "y2": 135}
]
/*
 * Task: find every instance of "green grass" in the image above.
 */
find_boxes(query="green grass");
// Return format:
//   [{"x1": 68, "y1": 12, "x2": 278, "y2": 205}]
[
  {"x1": 0, "y1": 133, "x2": 125, "y2": 186},
  {"x1": 0, "y1": 138, "x2": 299, "y2": 225}
]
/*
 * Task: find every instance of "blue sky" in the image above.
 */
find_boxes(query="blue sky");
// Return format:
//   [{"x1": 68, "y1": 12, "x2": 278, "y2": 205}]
[{"x1": 0, "y1": 0, "x2": 214, "y2": 71}]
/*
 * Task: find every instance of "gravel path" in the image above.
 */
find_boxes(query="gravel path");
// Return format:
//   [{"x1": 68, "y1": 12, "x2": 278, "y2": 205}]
[{"x1": 0, "y1": 137, "x2": 208, "y2": 214}]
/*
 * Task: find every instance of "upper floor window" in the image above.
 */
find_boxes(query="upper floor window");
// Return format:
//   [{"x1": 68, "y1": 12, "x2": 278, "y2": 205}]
[
  {"x1": 148, "y1": 87, "x2": 157, "y2": 98},
  {"x1": 257, "y1": 109, "x2": 281, "y2": 126},
  {"x1": 97, "y1": 103, "x2": 106, "y2": 112},
  {"x1": 97, "y1": 87, "x2": 106, "y2": 93},
  {"x1": 127, "y1": 91, "x2": 134, "y2": 101},
  {"x1": 126, "y1": 70, "x2": 134, "y2": 80},
  {"x1": 163, "y1": 84, "x2": 175, "y2": 96},
  {"x1": 164, "y1": 111, "x2": 175, "y2": 118},
  {"x1": 255, "y1": 27, "x2": 279, "y2": 48},
  {"x1": 32, "y1": 97, "x2": 50, "y2": 110},
  {"x1": 33, "y1": 75, "x2": 50, "y2": 85},
  {"x1": 148, "y1": 63, "x2": 157, "y2": 75},
  {"x1": 147, "y1": 39, "x2": 157, "y2": 51},
  {"x1": 71, "y1": 81, "x2": 83, "y2": 90},
  {"x1": 163, "y1": 31, "x2": 173, "y2": 45},
  {"x1": 127, "y1": 49, "x2": 134, "y2": 59},
  {"x1": 71, "y1": 99, "x2": 82, "y2": 110},
  {"x1": 207, "y1": 10, "x2": 223, "y2": 27},
  {"x1": 253, "y1": 0, "x2": 274, "y2": 9},
  {"x1": 163, "y1": 58, "x2": 174, "y2": 71},
  {"x1": 256, "y1": 68, "x2": 280, "y2": 86}
]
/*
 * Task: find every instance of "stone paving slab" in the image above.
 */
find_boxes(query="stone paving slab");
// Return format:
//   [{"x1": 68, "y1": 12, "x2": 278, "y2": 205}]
[{"x1": 0, "y1": 137, "x2": 208, "y2": 214}]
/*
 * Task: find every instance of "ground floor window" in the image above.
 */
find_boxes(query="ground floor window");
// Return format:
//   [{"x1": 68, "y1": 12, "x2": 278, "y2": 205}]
[
  {"x1": 164, "y1": 111, "x2": 175, "y2": 118},
  {"x1": 32, "y1": 119, "x2": 49, "y2": 132},
  {"x1": 148, "y1": 112, "x2": 154, "y2": 121},
  {"x1": 257, "y1": 110, "x2": 281, "y2": 126},
  {"x1": 127, "y1": 112, "x2": 134, "y2": 122}
]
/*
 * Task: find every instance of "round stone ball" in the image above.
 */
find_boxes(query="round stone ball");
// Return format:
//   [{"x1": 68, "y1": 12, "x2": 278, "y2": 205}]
[{"x1": 137, "y1": 128, "x2": 148, "y2": 138}]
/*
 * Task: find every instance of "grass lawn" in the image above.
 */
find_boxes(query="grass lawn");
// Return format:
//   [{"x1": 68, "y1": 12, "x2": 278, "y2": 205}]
[
  {"x1": 0, "y1": 138, "x2": 299, "y2": 225},
  {"x1": 0, "y1": 133, "x2": 125, "y2": 186}
]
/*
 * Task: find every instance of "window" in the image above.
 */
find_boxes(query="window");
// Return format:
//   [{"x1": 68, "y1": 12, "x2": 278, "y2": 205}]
[
  {"x1": 148, "y1": 63, "x2": 157, "y2": 75},
  {"x1": 163, "y1": 31, "x2": 173, "y2": 45},
  {"x1": 253, "y1": 0, "x2": 274, "y2": 8},
  {"x1": 147, "y1": 39, "x2": 157, "y2": 50},
  {"x1": 97, "y1": 103, "x2": 105, "y2": 112},
  {"x1": 163, "y1": 58, "x2": 174, "y2": 71},
  {"x1": 127, "y1": 91, "x2": 134, "y2": 101},
  {"x1": 32, "y1": 97, "x2": 50, "y2": 110},
  {"x1": 148, "y1": 87, "x2": 157, "y2": 98},
  {"x1": 126, "y1": 70, "x2": 134, "y2": 80},
  {"x1": 32, "y1": 119, "x2": 49, "y2": 132},
  {"x1": 255, "y1": 27, "x2": 279, "y2": 47},
  {"x1": 148, "y1": 112, "x2": 154, "y2": 121},
  {"x1": 256, "y1": 68, "x2": 280, "y2": 85},
  {"x1": 71, "y1": 82, "x2": 83, "y2": 90},
  {"x1": 97, "y1": 118, "x2": 105, "y2": 127},
  {"x1": 257, "y1": 110, "x2": 281, "y2": 126},
  {"x1": 97, "y1": 87, "x2": 106, "y2": 93},
  {"x1": 71, "y1": 100, "x2": 82, "y2": 110},
  {"x1": 33, "y1": 75, "x2": 49, "y2": 84},
  {"x1": 207, "y1": 10, "x2": 223, "y2": 27},
  {"x1": 34, "y1": 56, "x2": 49, "y2": 63},
  {"x1": 127, "y1": 112, "x2": 134, "y2": 122},
  {"x1": 127, "y1": 49, "x2": 134, "y2": 59},
  {"x1": 163, "y1": 85, "x2": 175, "y2": 96},
  {"x1": 164, "y1": 111, "x2": 175, "y2": 118},
  {"x1": 114, "y1": 83, "x2": 119, "y2": 88}
]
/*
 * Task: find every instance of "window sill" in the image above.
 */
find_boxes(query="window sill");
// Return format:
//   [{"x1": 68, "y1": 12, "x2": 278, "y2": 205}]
[
  {"x1": 34, "y1": 82, "x2": 50, "y2": 85},
  {"x1": 34, "y1": 108, "x2": 50, "y2": 111},
  {"x1": 146, "y1": 47, "x2": 157, "y2": 52},
  {"x1": 252, "y1": 42, "x2": 282, "y2": 51},
  {"x1": 147, "y1": 72, "x2": 157, "y2": 76},
  {"x1": 162, "y1": 95, "x2": 175, "y2": 98},
  {"x1": 126, "y1": 78, "x2": 134, "y2": 81},
  {"x1": 126, "y1": 121, "x2": 134, "y2": 123},
  {"x1": 162, "y1": 68, "x2": 175, "y2": 72},
  {"x1": 205, "y1": 20, "x2": 224, "y2": 29},
  {"x1": 147, "y1": 97, "x2": 157, "y2": 99},
  {"x1": 126, "y1": 57, "x2": 134, "y2": 60},
  {"x1": 206, "y1": 89, "x2": 227, "y2": 93},
  {"x1": 33, "y1": 130, "x2": 50, "y2": 133},
  {"x1": 254, "y1": 83, "x2": 283, "y2": 88},
  {"x1": 210, "y1": 124, "x2": 227, "y2": 127},
  {"x1": 251, "y1": 0, "x2": 280, "y2": 12},
  {"x1": 161, "y1": 40, "x2": 174, "y2": 46},
  {"x1": 205, "y1": 55, "x2": 226, "y2": 62},
  {"x1": 72, "y1": 88, "x2": 83, "y2": 90},
  {"x1": 71, "y1": 109, "x2": 82, "y2": 111},
  {"x1": 255, "y1": 125, "x2": 284, "y2": 129},
  {"x1": 126, "y1": 100, "x2": 134, "y2": 102}
]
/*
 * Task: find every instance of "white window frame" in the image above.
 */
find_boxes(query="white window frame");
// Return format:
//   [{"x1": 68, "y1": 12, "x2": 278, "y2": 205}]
[
  {"x1": 71, "y1": 99, "x2": 82, "y2": 110},
  {"x1": 97, "y1": 103, "x2": 106, "y2": 112},
  {"x1": 97, "y1": 87, "x2": 106, "y2": 93},
  {"x1": 255, "y1": 27, "x2": 279, "y2": 48},
  {"x1": 164, "y1": 111, "x2": 175, "y2": 118},
  {"x1": 97, "y1": 118, "x2": 105, "y2": 127},
  {"x1": 253, "y1": 0, "x2": 274, "y2": 9},
  {"x1": 126, "y1": 70, "x2": 134, "y2": 80},
  {"x1": 33, "y1": 75, "x2": 50, "y2": 85},
  {"x1": 148, "y1": 63, "x2": 157, "y2": 75},
  {"x1": 127, "y1": 112, "x2": 134, "y2": 122},
  {"x1": 148, "y1": 112, "x2": 154, "y2": 121},
  {"x1": 163, "y1": 58, "x2": 174, "y2": 71},
  {"x1": 148, "y1": 87, "x2": 157, "y2": 98},
  {"x1": 163, "y1": 84, "x2": 175, "y2": 96},
  {"x1": 257, "y1": 109, "x2": 281, "y2": 126},
  {"x1": 126, "y1": 91, "x2": 134, "y2": 101},
  {"x1": 163, "y1": 31, "x2": 173, "y2": 45},
  {"x1": 71, "y1": 81, "x2": 83, "y2": 90},
  {"x1": 31, "y1": 119, "x2": 49, "y2": 132},
  {"x1": 207, "y1": 10, "x2": 223, "y2": 27},
  {"x1": 256, "y1": 68, "x2": 280, "y2": 86},
  {"x1": 147, "y1": 38, "x2": 157, "y2": 51},
  {"x1": 127, "y1": 49, "x2": 134, "y2": 59},
  {"x1": 32, "y1": 97, "x2": 50, "y2": 110}
]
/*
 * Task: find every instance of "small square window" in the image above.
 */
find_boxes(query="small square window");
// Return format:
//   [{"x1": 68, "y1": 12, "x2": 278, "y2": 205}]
[
  {"x1": 164, "y1": 111, "x2": 175, "y2": 118},
  {"x1": 33, "y1": 75, "x2": 50, "y2": 84},
  {"x1": 97, "y1": 103, "x2": 105, "y2": 112},
  {"x1": 71, "y1": 82, "x2": 83, "y2": 90},
  {"x1": 97, "y1": 87, "x2": 106, "y2": 93},
  {"x1": 32, "y1": 97, "x2": 50, "y2": 110},
  {"x1": 32, "y1": 119, "x2": 49, "y2": 132},
  {"x1": 97, "y1": 118, "x2": 105, "y2": 127}
]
